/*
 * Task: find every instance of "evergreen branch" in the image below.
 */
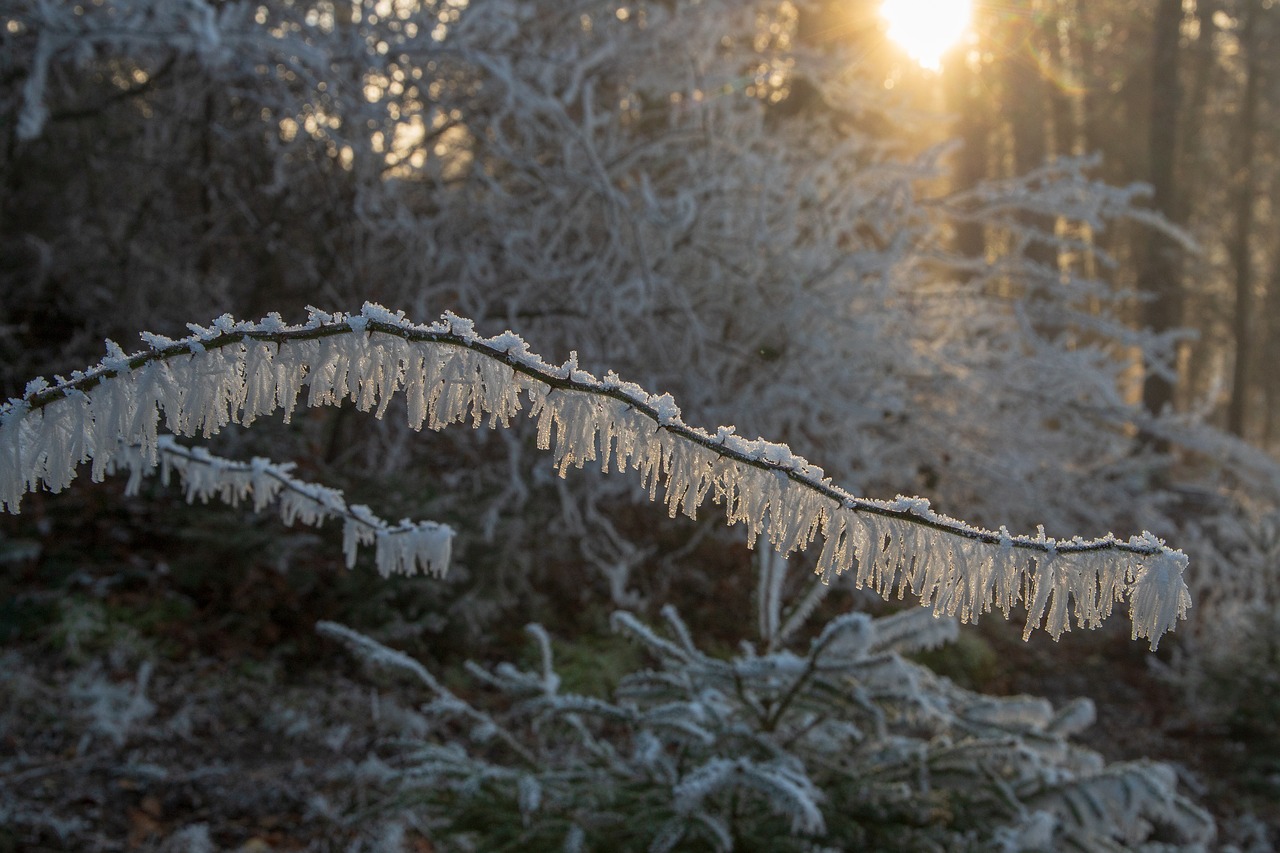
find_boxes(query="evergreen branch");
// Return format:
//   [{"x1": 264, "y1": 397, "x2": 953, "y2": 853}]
[
  {"x1": 317, "y1": 620, "x2": 540, "y2": 769},
  {"x1": 0, "y1": 304, "x2": 1191, "y2": 645}
]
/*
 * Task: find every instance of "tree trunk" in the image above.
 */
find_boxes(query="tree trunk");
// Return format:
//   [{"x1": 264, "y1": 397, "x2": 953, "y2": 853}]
[
  {"x1": 1176, "y1": 0, "x2": 1220, "y2": 415},
  {"x1": 1002, "y1": 2, "x2": 1056, "y2": 269},
  {"x1": 1227, "y1": 3, "x2": 1262, "y2": 438},
  {"x1": 1137, "y1": 0, "x2": 1184, "y2": 432},
  {"x1": 1265, "y1": 242, "x2": 1280, "y2": 446},
  {"x1": 1044, "y1": 0, "x2": 1079, "y2": 161},
  {"x1": 947, "y1": 56, "x2": 988, "y2": 262}
]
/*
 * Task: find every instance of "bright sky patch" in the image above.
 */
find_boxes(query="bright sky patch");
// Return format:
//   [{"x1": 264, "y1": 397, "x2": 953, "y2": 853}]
[{"x1": 879, "y1": 0, "x2": 973, "y2": 71}]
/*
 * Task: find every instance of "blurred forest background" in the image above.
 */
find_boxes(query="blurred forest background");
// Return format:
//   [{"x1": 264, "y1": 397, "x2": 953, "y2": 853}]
[{"x1": 4, "y1": 0, "x2": 1280, "y2": 849}]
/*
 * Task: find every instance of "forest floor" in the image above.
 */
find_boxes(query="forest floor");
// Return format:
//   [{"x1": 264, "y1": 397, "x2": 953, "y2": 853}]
[{"x1": 2, "y1": 486, "x2": 1278, "y2": 852}]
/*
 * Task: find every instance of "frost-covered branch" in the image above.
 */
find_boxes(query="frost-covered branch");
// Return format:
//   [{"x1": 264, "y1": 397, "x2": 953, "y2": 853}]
[
  {"x1": 111, "y1": 436, "x2": 452, "y2": 577},
  {"x1": 316, "y1": 619, "x2": 539, "y2": 768},
  {"x1": 0, "y1": 304, "x2": 1190, "y2": 645}
]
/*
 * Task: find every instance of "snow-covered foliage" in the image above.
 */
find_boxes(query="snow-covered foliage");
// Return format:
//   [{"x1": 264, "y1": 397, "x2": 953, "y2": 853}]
[
  {"x1": 68, "y1": 660, "x2": 155, "y2": 749},
  {"x1": 1, "y1": 0, "x2": 1185, "y2": 546},
  {"x1": 320, "y1": 558, "x2": 1214, "y2": 851},
  {"x1": 20, "y1": 0, "x2": 1271, "y2": 682},
  {"x1": 0, "y1": 307, "x2": 1191, "y2": 645}
]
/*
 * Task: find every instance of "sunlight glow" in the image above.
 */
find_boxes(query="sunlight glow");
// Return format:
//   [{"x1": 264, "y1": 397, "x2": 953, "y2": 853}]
[{"x1": 879, "y1": 0, "x2": 972, "y2": 71}]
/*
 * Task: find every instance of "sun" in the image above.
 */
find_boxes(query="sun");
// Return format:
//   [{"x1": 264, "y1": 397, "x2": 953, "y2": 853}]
[{"x1": 878, "y1": 0, "x2": 973, "y2": 71}]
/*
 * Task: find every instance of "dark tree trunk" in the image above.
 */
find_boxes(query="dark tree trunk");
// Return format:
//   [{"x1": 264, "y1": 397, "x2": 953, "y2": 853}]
[
  {"x1": 1265, "y1": 244, "x2": 1280, "y2": 446},
  {"x1": 1176, "y1": 0, "x2": 1220, "y2": 414},
  {"x1": 1044, "y1": 0, "x2": 1080, "y2": 161},
  {"x1": 1002, "y1": 5, "x2": 1057, "y2": 269},
  {"x1": 1137, "y1": 0, "x2": 1184, "y2": 434},
  {"x1": 947, "y1": 57, "x2": 989, "y2": 262},
  {"x1": 1227, "y1": 3, "x2": 1262, "y2": 438},
  {"x1": 1175, "y1": 0, "x2": 1218, "y2": 225}
]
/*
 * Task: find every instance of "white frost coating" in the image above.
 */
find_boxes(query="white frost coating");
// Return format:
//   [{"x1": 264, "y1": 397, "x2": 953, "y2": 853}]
[
  {"x1": 0, "y1": 305, "x2": 1192, "y2": 646},
  {"x1": 673, "y1": 758, "x2": 825, "y2": 835},
  {"x1": 1127, "y1": 549, "x2": 1192, "y2": 644},
  {"x1": 109, "y1": 436, "x2": 453, "y2": 576}
]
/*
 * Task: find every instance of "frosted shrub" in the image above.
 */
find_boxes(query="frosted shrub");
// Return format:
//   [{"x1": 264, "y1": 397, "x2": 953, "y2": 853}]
[
  {"x1": 2, "y1": 0, "x2": 1190, "y2": 547},
  {"x1": 68, "y1": 660, "x2": 156, "y2": 749},
  {"x1": 320, "y1": 558, "x2": 1214, "y2": 851},
  {"x1": 1178, "y1": 507, "x2": 1280, "y2": 747}
]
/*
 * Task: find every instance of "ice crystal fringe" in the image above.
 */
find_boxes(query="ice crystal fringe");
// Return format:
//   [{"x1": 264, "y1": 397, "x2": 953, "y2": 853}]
[
  {"x1": 0, "y1": 304, "x2": 1191, "y2": 646},
  {"x1": 109, "y1": 436, "x2": 453, "y2": 577}
]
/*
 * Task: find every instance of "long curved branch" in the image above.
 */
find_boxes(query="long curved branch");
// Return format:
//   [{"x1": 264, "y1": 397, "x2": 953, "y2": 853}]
[{"x1": 0, "y1": 304, "x2": 1190, "y2": 646}]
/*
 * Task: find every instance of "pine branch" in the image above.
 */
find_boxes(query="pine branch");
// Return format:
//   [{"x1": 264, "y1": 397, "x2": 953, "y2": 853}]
[
  {"x1": 317, "y1": 620, "x2": 539, "y2": 768},
  {"x1": 0, "y1": 304, "x2": 1191, "y2": 645}
]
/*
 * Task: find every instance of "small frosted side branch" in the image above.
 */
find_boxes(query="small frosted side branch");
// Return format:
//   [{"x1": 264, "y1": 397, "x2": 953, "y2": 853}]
[
  {"x1": 112, "y1": 436, "x2": 453, "y2": 576},
  {"x1": 0, "y1": 303, "x2": 1191, "y2": 645}
]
